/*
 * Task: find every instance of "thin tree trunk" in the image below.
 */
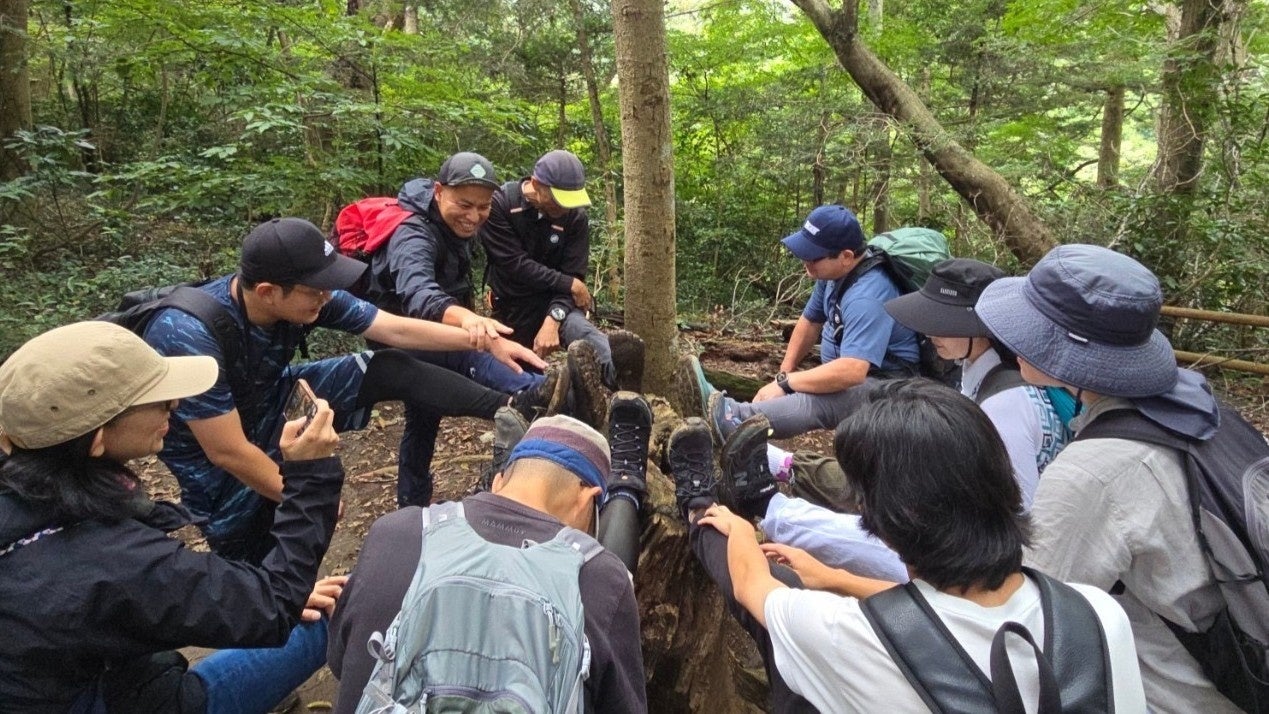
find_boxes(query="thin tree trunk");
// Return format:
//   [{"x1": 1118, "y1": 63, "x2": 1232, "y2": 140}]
[
  {"x1": 569, "y1": 0, "x2": 622, "y2": 301},
  {"x1": 403, "y1": 5, "x2": 418, "y2": 34},
  {"x1": 0, "y1": 0, "x2": 32, "y2": 180},
  {"x1": 790, "y1": 0, "x2": 1056, "y2": 264},
  {"x1": 812, "y1": 112, "x2": 828, "y2": 206},
  {"x1": 867, "y1": 114, "x2": 891, "y2": 233},
  {"x1": 613, "y1": 0, "x2": 677, "y2": 396},
  {"x1": 1097, "y1": 85, "x2": 1124, "y2": 189}
]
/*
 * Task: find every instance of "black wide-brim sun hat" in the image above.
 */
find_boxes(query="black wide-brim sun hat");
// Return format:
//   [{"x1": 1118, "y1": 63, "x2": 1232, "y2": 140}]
[
  {"x1": 884, "y1": 258, "x2": 1005, "y2": 338},
  {"x1": 975, "y1": 245, "x2": 1178, "y2": 398}
]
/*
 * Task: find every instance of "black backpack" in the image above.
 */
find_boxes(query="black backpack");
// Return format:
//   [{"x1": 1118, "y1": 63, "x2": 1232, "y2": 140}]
[
  {"x1": 97, "y1": 281, "x2": 308, "y2": 429},
  {"x1": 861, "y1": 567, "x2": 1115, "y2": 713},
  {"x1": 1074, "y1": 404, "x2": 1269, "y2": 713}
]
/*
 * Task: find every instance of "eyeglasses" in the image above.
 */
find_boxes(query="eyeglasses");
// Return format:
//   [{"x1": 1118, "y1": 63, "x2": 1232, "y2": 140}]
[
  {"x1": 290, "y1": 285, "x2": 332, "y2": 300},
  {"x1": 110, "y1": 399, "x2": 178, "y2": 423}
]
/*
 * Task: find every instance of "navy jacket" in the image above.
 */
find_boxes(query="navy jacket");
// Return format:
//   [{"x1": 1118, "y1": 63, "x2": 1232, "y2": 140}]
[{"x1": 363, "y1": 179, "x2": 474, "y2": 321}]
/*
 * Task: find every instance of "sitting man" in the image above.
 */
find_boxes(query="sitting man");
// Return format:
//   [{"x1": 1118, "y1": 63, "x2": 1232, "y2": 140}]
[
  {"x1": 481, "y1": 149, "x2": 645, "y2": 416},
  {"x1": 144, "y1": 217, "x2": 551, "y2": 562},
  {"x1": 670, "y1": 379, "x2": 1146, "y2": 713},
  {"x1": 329, "y1": 401, "x2": 652, "y2": 714},
  {"x1": 680, "y1": 204, "x2": 918, "y2": 442},
  {"x1": 977, "y1": 244, "x2": 1248, "y2": 712}
]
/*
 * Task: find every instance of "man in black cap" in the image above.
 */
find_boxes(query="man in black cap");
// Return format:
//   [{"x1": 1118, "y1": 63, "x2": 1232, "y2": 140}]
[
  {"x1": 144, "y1": 217, "x2": 552, "y2": 563},
  {"x1": 480, "y1": 149, "x2": 644, "y2": 425},
  {"x1": 358, "y1": 152, "x2": 573, "y2": 498}
]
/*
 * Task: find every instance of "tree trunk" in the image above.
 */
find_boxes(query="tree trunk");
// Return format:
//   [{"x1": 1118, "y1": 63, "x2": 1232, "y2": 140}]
[
  {"x1": 1097, "y1": 85, "x2": 1124, "y2": 189},
  {"x1": 790, "y1": 0, "x2": 1056, "y2": 264},
  {"x1": 569, "y1": 0, "x2": 623, "y2": 302},
  {"x1": 403, "y1": 5, "x2": 418, "y2": 34},
  {"x1": 613, "y1": 0, "x2": 677, "y2": 395},
  {"x1": 0, "y1": 0, "x2": 31, "y2": 181},
  {"x1": 867, "y1": 114, "x2": 891, "y2": 233}
]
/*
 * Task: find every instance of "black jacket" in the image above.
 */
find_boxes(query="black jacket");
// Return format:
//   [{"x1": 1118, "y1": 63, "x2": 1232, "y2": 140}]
[
  {"x1": 479, "y1": 179, "x2": 589, "y2": 313},
  {"x1": 363, "y1": 179, "x2": 475, "y2": 321},
  {"x1": 0, "y1": 457, "x2": 344, "y2": 713}
]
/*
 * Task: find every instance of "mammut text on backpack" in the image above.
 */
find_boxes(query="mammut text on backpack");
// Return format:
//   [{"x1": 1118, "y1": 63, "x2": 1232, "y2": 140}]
[{"x1": 355, "y1": 502, "x2": 601, "y2": 714}]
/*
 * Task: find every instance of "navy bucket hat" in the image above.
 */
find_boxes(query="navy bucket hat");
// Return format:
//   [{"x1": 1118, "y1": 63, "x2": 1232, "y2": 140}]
[{"x1": 976, "y1": 244, "x2": 1177, "y2": 398}]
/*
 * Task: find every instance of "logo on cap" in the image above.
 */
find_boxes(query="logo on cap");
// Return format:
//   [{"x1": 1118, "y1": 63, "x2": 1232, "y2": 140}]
[
  {"x1": 324, "y1": 241, "x2": 334, "y2": 257},
  {"x1": 549, "y1": 234, "x2": 560, "y2": 244},
  {"x1": 804, "y1": 220, "x2": 821, "y2": 235},
  {"x1": 470, "y1": 164, "x2": 487, "y2": 178},
  {"x1": 939, "y1": 287, "x2": 959, "y2": 297}
]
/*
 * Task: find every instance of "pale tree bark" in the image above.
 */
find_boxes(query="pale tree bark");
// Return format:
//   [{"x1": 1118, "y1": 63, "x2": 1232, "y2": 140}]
[
  {"x1": 790, "y1": 0, "x2": 1057, "y2": 264},
  {"x1": 1097, "y1": 85, "x2": 1124, "y2": 189},
  {"x1": 569, "y1": 0, "x2": 622, "y2": 301},
  {"x1": 867, "y1": 114, "x2": 891, "y2": 233},
  {"x1": 403, "y1": 5, "x2": 419, "y2": 34},
  {"x1": 613, "y1": 0, "x2": 677, "y2": 394},
  {"x1": 0, "y1": 0, "x2": 31, "y2": 181}
]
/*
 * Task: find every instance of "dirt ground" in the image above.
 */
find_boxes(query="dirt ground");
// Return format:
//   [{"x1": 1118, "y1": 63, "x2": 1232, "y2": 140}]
[{"x1": 139, "y1": 327, "x2": 1268, "y2": 711}]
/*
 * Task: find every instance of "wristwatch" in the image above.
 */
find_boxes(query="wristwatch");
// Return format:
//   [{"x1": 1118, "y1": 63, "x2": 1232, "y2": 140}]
[
  {"x1": 775, "y1": 371, "x2": 795, "y2": 395},
  {"x1": 549, "y1": 306, "x2": 568, "y2": 322}
]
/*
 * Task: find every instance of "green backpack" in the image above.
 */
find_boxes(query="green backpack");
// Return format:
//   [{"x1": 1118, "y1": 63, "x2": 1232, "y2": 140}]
[{"x1": 866, "y1": 227, "x2": 952, "y2": 292}]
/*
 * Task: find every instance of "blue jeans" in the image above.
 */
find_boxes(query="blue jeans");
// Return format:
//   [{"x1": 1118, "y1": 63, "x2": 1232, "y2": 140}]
[
  {"x1": 191, "y1": 619, "x2": 328, "y2": 714},
  {"x1": 397, "y1": 349, "x2": 542, "y2": 507}
]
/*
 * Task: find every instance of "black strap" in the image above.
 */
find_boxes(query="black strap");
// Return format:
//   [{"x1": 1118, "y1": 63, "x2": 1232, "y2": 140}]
[
  {"x1": 975, "y1": 363, "x2": 1028, "y2": 405},
  {"x1": 861, "y1": 569, "x2": 1115, "y2": 713}
]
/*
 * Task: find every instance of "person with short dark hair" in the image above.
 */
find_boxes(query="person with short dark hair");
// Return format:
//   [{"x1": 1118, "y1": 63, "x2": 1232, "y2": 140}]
[
  {"x1": 977, "y1": 244, "x2": 1242, "y2": 712},
  {"x1": 670, "y1": 379, "x2": 1145, "y2": 713},
  {"x1": 143, "y1": 217, "x2": 552, "y2": 562},
  {"x1": 0, "y1": 322, "x2": 346, "y2": 713},
  {"x1": 481, "y1": 150, "x2": 645, "y2": 405},
  {"x1": 679, "y1": 205, "x2": 919, "y2": 444}
]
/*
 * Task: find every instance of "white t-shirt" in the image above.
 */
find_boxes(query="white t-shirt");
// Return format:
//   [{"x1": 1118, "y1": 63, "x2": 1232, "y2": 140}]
[{"x1": 764, "y1": 577, "x2": 1147, "y2": 714}]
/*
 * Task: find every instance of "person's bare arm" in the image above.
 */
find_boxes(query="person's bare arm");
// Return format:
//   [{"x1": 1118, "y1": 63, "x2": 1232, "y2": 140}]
[
  {"x1": 761, "y1": 542, "x2": 898, "y2": 599},
  {"x1": 187, "y1": 410, "x2": 286, "y2": 502},
  {"x1": 362, "y1": 311, "x2": 546, "y2": 372}
]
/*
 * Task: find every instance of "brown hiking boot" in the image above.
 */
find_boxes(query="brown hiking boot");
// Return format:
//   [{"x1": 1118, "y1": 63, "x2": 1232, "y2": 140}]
[
  {"x1": 607, "y1": 329, "x2": 646, "y2": 392},
  {"x1": 567, "y1": 340, "x2": 607, "y2": 430}
]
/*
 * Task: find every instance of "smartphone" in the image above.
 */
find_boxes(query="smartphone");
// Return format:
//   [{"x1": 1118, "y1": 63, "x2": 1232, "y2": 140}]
[{"x1": 284, "y1": 378, "x2": 319, "y2": 431}]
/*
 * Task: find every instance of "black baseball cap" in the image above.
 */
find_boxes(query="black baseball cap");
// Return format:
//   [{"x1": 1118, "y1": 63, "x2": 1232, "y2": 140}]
[
  {"x1": 884, "y1": 259, "x2": 1006, "y2": 337},
  {"x1": 532, "y1": 150, "x2": 591, "y2": 208},
  {"x1": 437, "y1": 152, "x2": 500, "y2": 190},
  {"x1": 239, "y1": 218, "x2": 367, "y2": 290}
]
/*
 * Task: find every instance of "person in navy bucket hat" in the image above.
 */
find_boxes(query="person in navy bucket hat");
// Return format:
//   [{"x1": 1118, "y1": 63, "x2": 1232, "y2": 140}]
[{"x1": 978, "y1": 244, "x2": 1243, "y2": 713}]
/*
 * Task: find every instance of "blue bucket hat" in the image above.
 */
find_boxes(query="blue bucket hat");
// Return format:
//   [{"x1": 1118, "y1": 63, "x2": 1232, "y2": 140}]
[
  {"x1": 781, "y1": 205, "x2": 865, "y2": 261},
  {"x1": 976, "y1": 244, "x2": 1177, "y2": 398}
]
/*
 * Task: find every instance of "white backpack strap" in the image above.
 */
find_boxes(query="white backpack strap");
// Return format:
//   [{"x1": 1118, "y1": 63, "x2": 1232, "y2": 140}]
[
  {"x1": 553, "y1": 527, "x2": 605, "y2": 564},
  {"x1": 421, "y1": 501, "x2": 465, "y2": 532}
]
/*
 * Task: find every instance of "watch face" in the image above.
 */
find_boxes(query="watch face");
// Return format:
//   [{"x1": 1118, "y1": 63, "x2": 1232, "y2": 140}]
[{"x1": 551, "y1": 307, "x2": 567, "y2": 321}]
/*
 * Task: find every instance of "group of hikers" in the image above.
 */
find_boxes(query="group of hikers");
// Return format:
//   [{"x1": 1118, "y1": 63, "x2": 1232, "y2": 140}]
[{"x1": 0, "y1": 148, "x2": 1263, "y2": 714}]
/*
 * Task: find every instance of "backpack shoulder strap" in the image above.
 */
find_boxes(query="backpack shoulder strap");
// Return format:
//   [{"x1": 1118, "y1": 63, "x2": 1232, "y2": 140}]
[
  {"x1": 552, "y1": 526, "x2": 605, "y2": 564},
  {"x1": 1026, "y1": 567, "x2": 1116, "y2": 713},
  {"x1": 421, "y1": 501, "x2": 466, "y2": 531},
  {"x1": 160, "y1": 287, "x2": 245, "y2": 372},
  {"x1": 860, "y1": 583, "x2": 994, "y2": 713},
  {"x1": 974, "y1": 363, "x2": 1028, "y2": 405},
  {"x1": 1071, "y1": 407, "x2": 1184, "y2": 448}
]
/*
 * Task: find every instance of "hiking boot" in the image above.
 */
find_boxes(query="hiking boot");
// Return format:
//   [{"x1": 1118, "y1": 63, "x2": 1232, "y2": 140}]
[
  {"x1": 707, "y1": 390, "x2": 743, "y2": 445},
  {"x1": 607, "y1": 330, "x2": 646, "y2": 392},
  {"x1": 567, "y1": 340, "x2": 607, "y2": 430},
  {"x1": 605, "y1": 391, "x2": 652, "y2": 508},
  {"x1": 668, "y1": 417, "x2": 719, "y2": 521},
  {"x1": 479, "y1": 406, "x2": 530, "y2": 492},
  {"x1": 719, "y1": 415, "x2": 779, "y2": 520},
  {"x1": 510, "y1": 363, "x2": 569, "y2": 422},
  {"x1": 673, "y1": 354, "x2": 716, "y2": 420}
]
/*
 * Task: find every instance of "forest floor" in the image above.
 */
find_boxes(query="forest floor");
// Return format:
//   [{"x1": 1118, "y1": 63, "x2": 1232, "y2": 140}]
[{"x1": 135, "y1": 324, "x2": 1269, "y2": 711}]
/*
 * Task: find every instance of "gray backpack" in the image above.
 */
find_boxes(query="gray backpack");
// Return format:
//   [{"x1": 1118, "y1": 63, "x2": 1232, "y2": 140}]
[{"x1": 355, "y1": 501, "x2": 603, "y2": 714}]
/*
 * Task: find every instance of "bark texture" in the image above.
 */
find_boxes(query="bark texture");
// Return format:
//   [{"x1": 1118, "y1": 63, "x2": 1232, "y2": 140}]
[
  {"x1": 613, "y1": 0, "x2": 677, "y2": 394},
  {"x1": 0, "y1": 0, "x2": 31, "y2": 181},
  {"x1": 791, "y1": 0, "x2": 1057, "y2": 264},
  {"x1": 1097, "y1": 85, "x2": 1125, "y2": 189}
]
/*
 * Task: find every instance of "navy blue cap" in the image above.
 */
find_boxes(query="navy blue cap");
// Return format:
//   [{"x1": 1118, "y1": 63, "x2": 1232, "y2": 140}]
[{"x1": 781, "y1": 205, "x2": 865, "y2": 261}]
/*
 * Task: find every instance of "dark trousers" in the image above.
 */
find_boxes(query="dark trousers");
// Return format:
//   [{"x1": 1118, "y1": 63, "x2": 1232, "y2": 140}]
[{"x1": 689, "y1": 522, "x2": 820, "y2": 714}]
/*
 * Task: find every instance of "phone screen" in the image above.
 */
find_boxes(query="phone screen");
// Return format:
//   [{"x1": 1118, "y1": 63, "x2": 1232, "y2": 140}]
[{"x1": 284, "y1": 379, "x2": 318, "y2": 425}]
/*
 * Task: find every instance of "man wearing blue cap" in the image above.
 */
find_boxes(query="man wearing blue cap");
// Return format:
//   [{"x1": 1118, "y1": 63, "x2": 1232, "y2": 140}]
[{"x1": 681, "y1": 204, "x2": 919, "y2": 442}]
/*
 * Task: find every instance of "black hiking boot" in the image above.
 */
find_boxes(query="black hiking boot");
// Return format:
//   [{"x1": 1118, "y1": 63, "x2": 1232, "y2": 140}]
[
  {"x1": 605, "y1": 391, "x2": 653, "y2": 508},
  {"x1": 668, "y1": 417, "x2": 719, "y2": 522},
  {"x1": 719, "y1": 415, "x2": 779, "y2": 520},
  {"x1": 567, "y1": 340, "x2": 607, "y2": 430},
  {"x1": 477, "y1": 406, "x2": 530, "y2": 492},
  {"x1": 509, "y1": 362, "x2": 569, "y2": 423},
  {"x1": 607, "y1": 330, "x2": 646, "y2": 392}
]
